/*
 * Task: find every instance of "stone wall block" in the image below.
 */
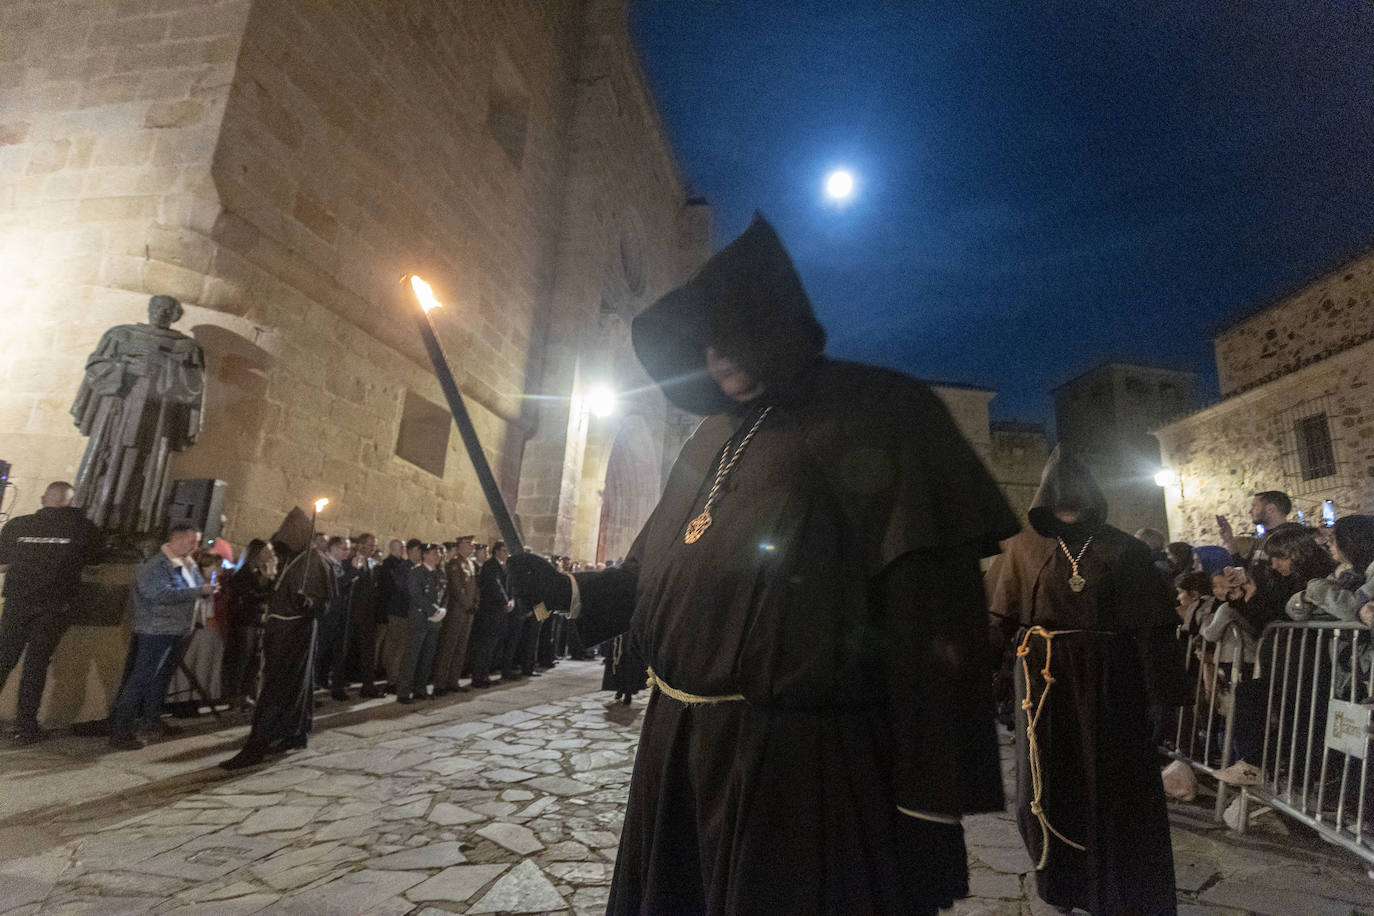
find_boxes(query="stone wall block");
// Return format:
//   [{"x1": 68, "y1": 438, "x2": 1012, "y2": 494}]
[
  {"x1": 199, "y1": 275, "x2": 249, "y2": 316},
  {"x1": 166, "y1": 1, "x2": 250, "y2": 41},
  {"x1": 86, "y1": 15, "x2": 171, "y2": 50},
  {"x1": 244, "y1": 77, "x2": 302, "y2": 148},
  {"x1": 144, "y1": 98, "x2": 206, "y2": 129},
  {"x1": 0, "y1": 122, "x2": 32, "y2": 146},
  {"x1": 143, "y1": 258, "x2": 205, "y2": 303},
  {"x1": 143, "y1": 222, "x2": 215, "y2": 272},
  {"x1": 25, "y1": 139, "x2": 71, "y2": 174},
  {"x1": 101, "y1": 252, "x2": 147, "y2": 290},
  {"x1": 76, "y1": 194, "x2": 158, "y2": 222}
]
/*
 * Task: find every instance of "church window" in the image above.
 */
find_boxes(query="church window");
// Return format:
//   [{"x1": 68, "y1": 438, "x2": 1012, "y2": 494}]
[{"x1": 395, "y1": 389, "x2": 450, "y2": 477}]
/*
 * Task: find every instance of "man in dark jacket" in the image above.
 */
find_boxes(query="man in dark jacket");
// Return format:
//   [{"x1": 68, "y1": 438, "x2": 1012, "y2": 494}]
[
  {"x1": 469, "y1": 540, "x2": 512, "y2": 688},
  {"x1": 315, "y1": 535, "x2": 358, "y2": 699},
  {"x1": 344, "y1": 533, "x2": 380, "y2": 697},
  {"x1": 397, "y1": 543, "x2": 445, "y2": 703},
  {"x1": 0, "y1": 481, "x2": 101, "y2": 743},
  {"x1": 509, "y1": 216, "x2": 1020, "y2": 915},
  {"x1": 382, "y1": 538, "x2": 420, "y2": 690}
]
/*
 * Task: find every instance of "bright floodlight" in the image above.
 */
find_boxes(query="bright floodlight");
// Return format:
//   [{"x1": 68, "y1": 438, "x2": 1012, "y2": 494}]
[
  {"x1": 410, "y1": 274, "x2": 442, "y2": 313},
  {"x1": 825, "y1": 169, "x2": 855, "y2": 200},
  {"x1": 314, "y1": 497, "x2": 330, "y2": 513},
  {"x1": 585, "y1": 386, "x2": 617, "y2": 418},
  {"x1": 1153, "y1": 470, "x2": 1179, "y2": 489}
]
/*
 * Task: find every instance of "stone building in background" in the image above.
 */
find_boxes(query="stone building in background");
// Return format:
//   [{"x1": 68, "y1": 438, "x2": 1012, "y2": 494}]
[
  {"x1": 1156, "y1": 246, "x2": 1374, "y2": 543},
  {"x1": 1052, "y1": 362, "x2": 1196, "y2": 535},
  {"x1": 0, "y1": 0, "x2": 707, "y2": 567}
]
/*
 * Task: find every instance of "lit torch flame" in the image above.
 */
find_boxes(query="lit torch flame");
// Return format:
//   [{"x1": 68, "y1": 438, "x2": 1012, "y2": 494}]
[
  {"x1": 314, "y1": 497, "x2": 329, "y2": 513},
  {"x1": 410, "y1": 275, "x2": 442, "y2": 314}
]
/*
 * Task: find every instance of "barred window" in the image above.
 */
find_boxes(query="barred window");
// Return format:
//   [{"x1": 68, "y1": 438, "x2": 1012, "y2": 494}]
[{"x1": 1294, "y1": 413, "x2": 1336, "y2": 481}]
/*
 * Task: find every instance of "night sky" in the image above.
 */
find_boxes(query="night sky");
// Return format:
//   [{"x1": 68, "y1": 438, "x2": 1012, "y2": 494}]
[{"x1": 629, "y1": 1, "x2": 1374, "y2": 423}]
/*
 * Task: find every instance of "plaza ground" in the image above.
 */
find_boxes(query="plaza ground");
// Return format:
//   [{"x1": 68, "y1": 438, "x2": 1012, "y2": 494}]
[{"x1": 0, "y1": 661, "x2": 1371, "y2": 915}]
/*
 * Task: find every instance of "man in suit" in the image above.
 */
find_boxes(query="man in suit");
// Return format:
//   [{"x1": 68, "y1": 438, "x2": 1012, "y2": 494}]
[{"x1": 468, "y1": 540, "x2": 512, "y2": 688}]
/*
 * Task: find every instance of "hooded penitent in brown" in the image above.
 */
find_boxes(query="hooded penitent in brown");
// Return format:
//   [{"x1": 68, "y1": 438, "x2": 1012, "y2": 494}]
[
  {"x1": 989, "y1": 447, "x2": 1187, "y2": 916},
  {"x1": 512, "y1": 214, "x2": 1021, "y2": 915}
]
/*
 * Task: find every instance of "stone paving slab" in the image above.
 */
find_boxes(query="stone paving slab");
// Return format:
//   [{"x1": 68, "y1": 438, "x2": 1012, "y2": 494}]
[{"x1": 3, "y1": 659, "x2": 1374, "y2": 914}]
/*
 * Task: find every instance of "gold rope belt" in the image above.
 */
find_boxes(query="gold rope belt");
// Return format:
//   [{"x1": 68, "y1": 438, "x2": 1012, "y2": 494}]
[
  {"x1": 1017, "y1": 625, "x2": 1088, "y2": 870},
  {"x1": 645, "y1": 667, "x2": 745, "y2": 705}
]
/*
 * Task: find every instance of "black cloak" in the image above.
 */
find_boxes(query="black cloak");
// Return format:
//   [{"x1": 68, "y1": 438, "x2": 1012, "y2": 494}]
[
  {"x1": 565, "y1": 215, "x2": 1021, "y2": 914},
  {"x1": 224, "y1": 519, "x2": 333, "y2": 766},
  {"x1": 988, "y1": 447, "x2": 1187, "y2": 916}
]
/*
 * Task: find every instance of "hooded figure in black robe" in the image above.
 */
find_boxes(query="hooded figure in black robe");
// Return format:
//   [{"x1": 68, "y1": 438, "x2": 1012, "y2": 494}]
[
  {"x1": 988, "y1": 447, "x2": 1188, "y2": 916},
  {"x1": 221, "y1": 508, "x2": 333, "y2": 770},
  {"x1": 509, "y1": 215, "x2": 1020, "y2": 915}
]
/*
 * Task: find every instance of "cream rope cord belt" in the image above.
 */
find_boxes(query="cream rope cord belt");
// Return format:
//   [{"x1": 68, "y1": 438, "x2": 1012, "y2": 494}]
[
  {"x1": 645, "y1": 667, "x2": 745, "y2": 705},
  {"x1": 1017, "y1": 625, "x2": 1088, "y2": 869}
]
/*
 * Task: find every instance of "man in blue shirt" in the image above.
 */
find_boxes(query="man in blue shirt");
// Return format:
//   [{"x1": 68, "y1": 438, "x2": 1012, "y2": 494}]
[{"x1": 108, "y1": 524, "x2": 213, "y2": 750}]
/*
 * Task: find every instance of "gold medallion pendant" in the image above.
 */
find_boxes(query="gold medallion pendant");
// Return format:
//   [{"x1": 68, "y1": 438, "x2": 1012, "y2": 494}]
[
  {"x1": 684, "y1": 511, "x2": 713, "y2": 544},
  {"x1": 1057, "y1": 535, "x2": 1094, "y2": 595},
  {"x1": 682, "y1": 406, "x2": 772, "y2": 545}
]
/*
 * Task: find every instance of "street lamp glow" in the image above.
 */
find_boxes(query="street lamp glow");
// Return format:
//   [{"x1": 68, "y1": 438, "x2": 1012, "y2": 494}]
[
  {"x1": 313, "y1": 497, "x2": 330, "y2": 513},
  {"x1": 825, "y1": 169, "x2": 855, "y2": 200},
  {"x1": 410, "y1": 274, "x2": 442, "y2": 313},
  {"x1": 585, "y1": 386, "x2": 617, "y2": 418},
  {"x1": 1153, "y1": 470, "x2": 1179, "y2": 489}
]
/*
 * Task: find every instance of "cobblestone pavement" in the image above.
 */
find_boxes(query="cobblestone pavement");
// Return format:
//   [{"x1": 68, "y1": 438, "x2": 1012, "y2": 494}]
[{"x1": 1, "y1": 660, "x2": 1372, "y2": 915}]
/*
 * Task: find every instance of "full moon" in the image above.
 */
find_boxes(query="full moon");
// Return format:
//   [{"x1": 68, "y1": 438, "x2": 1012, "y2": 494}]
[{"x1": 825, "y1": 169, "x2": 855, "y2": 200}]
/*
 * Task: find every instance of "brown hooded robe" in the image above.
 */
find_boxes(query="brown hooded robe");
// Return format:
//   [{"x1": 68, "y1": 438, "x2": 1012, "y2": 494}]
[
  {"x1": 566, "y1": 216, "x2": 1021, "y2": 915},
  {"x1": 989, "y1": 448, "x2": 1187, "y2": 916}
]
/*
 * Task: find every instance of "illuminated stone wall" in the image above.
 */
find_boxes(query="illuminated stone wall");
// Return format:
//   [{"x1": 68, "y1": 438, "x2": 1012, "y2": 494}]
[
  {"x1": 0, "y1": 0, "x2": 704, "y2": 548},
  {"x1": 1157, "y1": 246, "x2": 1374, "y2": 544},
  {"x1": 0, "y1": 0, "x2": 706, "y2": 723},
  {"x1": 0, "y1": 0, "x2": 254, "y2": 515},
  {"x1": 1157, "y1": 336, "x2": 1374, "y2": 545},
  {"x1": 1214, "y1": 246, "x2": 1374, "y2": 397}
]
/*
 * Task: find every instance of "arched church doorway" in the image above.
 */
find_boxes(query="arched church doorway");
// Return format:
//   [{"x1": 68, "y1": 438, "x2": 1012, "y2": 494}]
[{"x1": 570, "y1": 413, "x2": 660, "y2": 564}]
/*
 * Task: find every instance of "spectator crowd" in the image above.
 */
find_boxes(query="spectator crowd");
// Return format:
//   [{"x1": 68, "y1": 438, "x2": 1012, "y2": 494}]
[
  {"x1": 0, "y1": 486, "x2": 631, "y2": 766},
  {"x1": 1134, "y1": 491, "x2": 1374, "y2": 796}
]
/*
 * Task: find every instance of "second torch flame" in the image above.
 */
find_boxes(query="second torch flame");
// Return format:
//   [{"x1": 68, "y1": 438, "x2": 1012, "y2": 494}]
[{"x1": 411, "y1": 275, "x2": 442, "y2": 314}]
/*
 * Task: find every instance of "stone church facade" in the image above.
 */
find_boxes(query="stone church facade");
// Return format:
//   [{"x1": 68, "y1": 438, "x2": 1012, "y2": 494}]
[
  {"x1": 1155, "y1": 246, "x2": 1374, "y2": 543},
  {"x1": 0, "y1": 0, "x2": 709, "y2": 563}
]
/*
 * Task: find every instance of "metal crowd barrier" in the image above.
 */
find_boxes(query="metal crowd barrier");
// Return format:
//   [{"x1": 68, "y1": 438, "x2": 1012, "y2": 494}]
[
  {"x1": 1166, "y1": 622, "x2": 1248, "y2": 821},
  {"x1": 1232, "y1": 621, "x2": 1374, "y2": 870},
  {"x1": 1165, "y1": 619, "x2": 1374, "y2": 871}
]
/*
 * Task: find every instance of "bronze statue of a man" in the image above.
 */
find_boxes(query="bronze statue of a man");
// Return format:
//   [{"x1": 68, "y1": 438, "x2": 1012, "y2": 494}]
[{"x1": 71, "y1": 295, "x2": 205, "y2": 532}]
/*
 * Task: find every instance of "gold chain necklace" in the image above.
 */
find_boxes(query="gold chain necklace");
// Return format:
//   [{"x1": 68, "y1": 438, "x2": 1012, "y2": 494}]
[
  {"x1": 684, "y1": 406, "x2": 773, "y2": 544},
  {"x1": 1057, "y1": 535, "x2": 1094, "y2": 593}
]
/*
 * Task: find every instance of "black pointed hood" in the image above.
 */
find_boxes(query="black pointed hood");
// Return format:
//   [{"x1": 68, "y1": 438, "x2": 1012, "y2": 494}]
[
  {"x1": 1027, "y1": 445, "x2": 1108, "y2": 538},
  {"x1": 631, "y1": 214, "x2": 827, "y2": 415}
]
